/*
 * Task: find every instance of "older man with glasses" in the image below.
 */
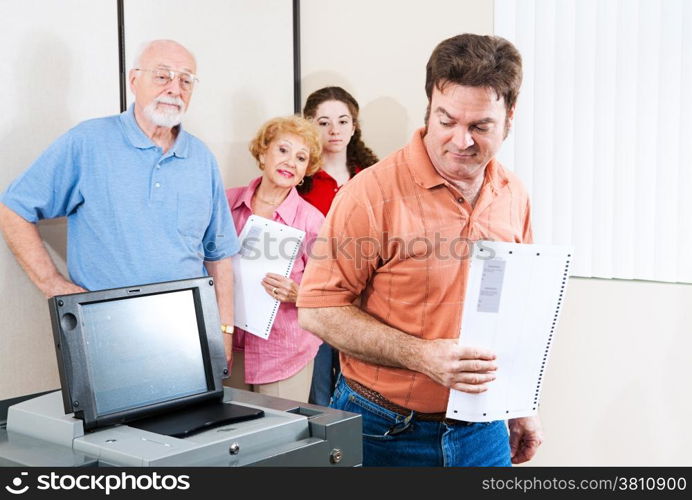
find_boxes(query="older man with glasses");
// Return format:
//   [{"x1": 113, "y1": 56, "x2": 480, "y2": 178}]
[{"x1": 0, "y1": 39, "x2": 239, "y2": 367}]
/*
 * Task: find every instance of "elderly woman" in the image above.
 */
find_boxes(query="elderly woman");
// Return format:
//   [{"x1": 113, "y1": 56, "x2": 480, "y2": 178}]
[{"x1": 225, "y1": 116, "x2": 325, "y2": 403}]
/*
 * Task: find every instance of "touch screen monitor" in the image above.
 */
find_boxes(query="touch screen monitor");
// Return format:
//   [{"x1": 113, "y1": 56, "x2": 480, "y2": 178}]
[{"x1": 49, "y1": 277, "x2": 263, "y2": 436}]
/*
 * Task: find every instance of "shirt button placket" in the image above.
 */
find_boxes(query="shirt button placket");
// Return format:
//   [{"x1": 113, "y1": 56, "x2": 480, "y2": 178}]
[{"x1": 152, "y1": 158, "x2": 164, "y2": 201}]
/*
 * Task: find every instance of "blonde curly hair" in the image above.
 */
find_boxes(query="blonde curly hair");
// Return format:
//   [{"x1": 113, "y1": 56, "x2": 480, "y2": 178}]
[{"x1": 249, "y1": 116, "x2": 323, "y2": 176}]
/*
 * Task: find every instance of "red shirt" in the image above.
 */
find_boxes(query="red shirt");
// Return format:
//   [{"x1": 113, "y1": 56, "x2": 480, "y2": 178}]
[{"x1": 299, "y1": 168, "x2": 362, "y2": 216}]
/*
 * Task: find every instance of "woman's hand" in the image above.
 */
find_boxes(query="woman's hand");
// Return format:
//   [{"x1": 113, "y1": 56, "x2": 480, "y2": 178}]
[{"x1": 262, "y1": 272, "x2": 299, "y2": 303}]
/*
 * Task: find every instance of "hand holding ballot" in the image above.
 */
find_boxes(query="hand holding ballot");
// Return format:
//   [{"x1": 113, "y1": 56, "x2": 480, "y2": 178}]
[
  {"x1": 446, "y1": 241, "x2": 573, "y2": 423},
  {"x1": 231, "y1": 215, "x2": 307, "y2": 338},
  {"x1": 418, "y1": 339, "x2": 498, "y2": 394},
  {"x1": 261, "y1": 272, "x2": 299, "y2": 303}
]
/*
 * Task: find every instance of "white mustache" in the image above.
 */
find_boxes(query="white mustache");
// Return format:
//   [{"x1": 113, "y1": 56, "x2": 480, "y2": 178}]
[{"x1": 155, "y1": 96, "x2": 184, "y2": 108}]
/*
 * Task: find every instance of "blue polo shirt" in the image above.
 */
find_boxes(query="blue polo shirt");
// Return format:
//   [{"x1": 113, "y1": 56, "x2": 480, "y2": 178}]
[{"x1": 1, "y1": 105, "x2": 239, "y2": 290}]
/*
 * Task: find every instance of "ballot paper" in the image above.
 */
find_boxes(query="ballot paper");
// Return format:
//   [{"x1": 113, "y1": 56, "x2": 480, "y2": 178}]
[
  {"x1": 232, "y1": 215, "x2": 305, "y2": 339},
  {"x1": 446, "y1": 240, "x2": 573, "y2": 422}
]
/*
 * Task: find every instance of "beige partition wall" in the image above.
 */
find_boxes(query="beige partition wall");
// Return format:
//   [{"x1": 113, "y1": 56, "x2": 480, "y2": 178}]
[
  {"x1": 299, "y1": 0, "x2": 494, "y2": 159},
  {"x1": 534, "y1": 278, "x2": 692, "y2": 465},
  {"x1": 0, "y1": 0, "x2": 120, "y2": 400}
]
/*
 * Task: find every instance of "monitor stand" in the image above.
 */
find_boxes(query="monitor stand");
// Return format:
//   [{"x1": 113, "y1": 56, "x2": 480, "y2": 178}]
[{"x1": 127, "y1": 400, "x2": 264, "y2": 438}]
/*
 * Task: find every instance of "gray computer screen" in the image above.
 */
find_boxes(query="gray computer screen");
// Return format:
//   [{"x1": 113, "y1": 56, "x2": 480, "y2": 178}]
[{"x1": 80, "y1": 290, "x2": 208, "y2": 416}]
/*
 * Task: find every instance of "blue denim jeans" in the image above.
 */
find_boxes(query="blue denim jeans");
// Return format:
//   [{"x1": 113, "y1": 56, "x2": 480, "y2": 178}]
[{"x1": 331, "y1": 376, "x2": 511, "y2": 467}]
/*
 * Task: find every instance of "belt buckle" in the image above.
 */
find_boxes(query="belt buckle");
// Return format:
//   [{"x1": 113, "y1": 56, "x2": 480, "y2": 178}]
[{"x1": 384, "y1": 411, "x2": 414, "y2": 436}]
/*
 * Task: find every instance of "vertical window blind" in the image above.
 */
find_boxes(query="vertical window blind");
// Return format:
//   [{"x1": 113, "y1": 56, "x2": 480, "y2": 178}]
[{"x1": 495, "y1": 0, "x2": 692, "y2": 282}]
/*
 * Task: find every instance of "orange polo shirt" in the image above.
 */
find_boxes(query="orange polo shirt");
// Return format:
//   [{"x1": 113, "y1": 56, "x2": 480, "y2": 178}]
[{"x1": 297, "y1": 128, "x2": 533, "y2": 412}]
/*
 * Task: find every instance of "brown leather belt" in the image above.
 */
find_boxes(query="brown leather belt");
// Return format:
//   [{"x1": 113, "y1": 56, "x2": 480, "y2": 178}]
[{"x1": 344, "y1": 377, "x2": 471, "y2": 425}]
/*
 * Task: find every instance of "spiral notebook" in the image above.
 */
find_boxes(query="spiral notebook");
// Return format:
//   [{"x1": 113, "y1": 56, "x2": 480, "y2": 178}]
[
  {"x1": 232, "y1": 215, "x2": 305, "y2": 339},
  {"x1": 446, "y1": 240, "x2": 573, "y2": 422}
]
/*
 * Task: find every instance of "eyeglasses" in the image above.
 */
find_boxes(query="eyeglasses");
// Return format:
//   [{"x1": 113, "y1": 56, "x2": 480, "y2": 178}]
[{"x1": 134, "y1": 68, "x2": 198, "y2": 92}]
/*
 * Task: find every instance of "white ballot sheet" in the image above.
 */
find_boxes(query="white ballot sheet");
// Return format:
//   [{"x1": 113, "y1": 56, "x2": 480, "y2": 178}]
[
  {"x1": 446, "y1": 240, "x2": 572, "y2": 422},
  {"x1": 232, "y1": 215, "x2": 305, "y2": 339}
]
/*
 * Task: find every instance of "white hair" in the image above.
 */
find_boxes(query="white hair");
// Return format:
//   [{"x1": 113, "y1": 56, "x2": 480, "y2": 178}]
[{"x1": 131, "y1": 39, "x2": 197, "y2": 69}]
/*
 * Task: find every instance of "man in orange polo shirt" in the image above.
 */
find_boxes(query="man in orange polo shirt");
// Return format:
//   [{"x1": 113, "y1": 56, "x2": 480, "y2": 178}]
[{"x1": 297, "y1": 34, "x2": 542, "y2": 466}]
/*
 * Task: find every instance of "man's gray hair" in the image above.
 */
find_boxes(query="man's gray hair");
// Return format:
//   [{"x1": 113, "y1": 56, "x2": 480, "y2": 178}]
[{"x1": 131, "y1": 39, "x2": 197, "y2": 69}]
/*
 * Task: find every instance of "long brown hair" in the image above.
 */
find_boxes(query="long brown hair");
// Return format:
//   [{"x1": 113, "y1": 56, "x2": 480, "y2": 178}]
[{"x1": 300, "y1": 86, "x2": 378, "y2": 194}]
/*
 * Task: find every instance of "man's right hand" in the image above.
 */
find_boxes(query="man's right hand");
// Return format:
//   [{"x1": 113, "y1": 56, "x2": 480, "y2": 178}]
[
  {"x1": 0, "y1": 203, "x2": 87, "y2": 299},
  {"x1": 45, "y1": 277, "x2": 87, "y2": 298},
  {"x1": 418, "y1": 339, "x2": 497, "y2": 393}
]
